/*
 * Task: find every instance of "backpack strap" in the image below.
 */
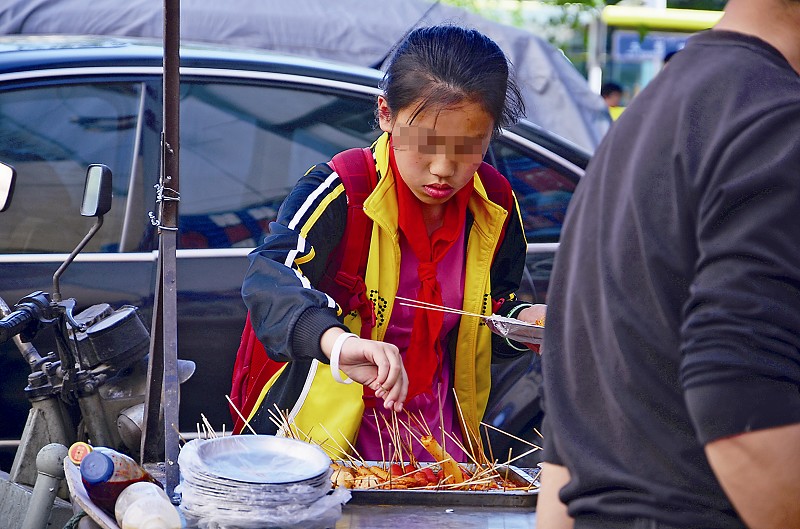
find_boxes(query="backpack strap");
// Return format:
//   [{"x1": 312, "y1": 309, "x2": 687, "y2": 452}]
[{"x1": 319, "y1": 147, "x2": 378, "y2": 339}]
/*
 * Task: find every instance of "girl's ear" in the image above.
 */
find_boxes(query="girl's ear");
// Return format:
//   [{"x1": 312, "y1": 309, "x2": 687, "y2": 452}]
[{"x1": 377, "y1": 96, "x2": 393, "y2": 133}]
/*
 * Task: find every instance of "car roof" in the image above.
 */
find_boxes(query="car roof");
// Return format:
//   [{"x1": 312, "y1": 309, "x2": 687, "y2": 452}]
[
  {"x1": 0, "y1": 35, "x2": 384, "y2": 85},
  {"x1": 0, "y1": 34, "x2": 590, "y2": 170}
]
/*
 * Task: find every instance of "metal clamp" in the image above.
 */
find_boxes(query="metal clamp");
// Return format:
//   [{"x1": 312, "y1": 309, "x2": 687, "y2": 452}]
[{"x1": 148, "y1": 183, "x2": 181, "y2": 231}]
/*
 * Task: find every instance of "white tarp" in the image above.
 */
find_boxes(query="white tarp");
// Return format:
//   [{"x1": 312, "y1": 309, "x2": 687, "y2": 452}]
[{"x1": 0, "y1": 0, "x2": 610, "y2": 150}]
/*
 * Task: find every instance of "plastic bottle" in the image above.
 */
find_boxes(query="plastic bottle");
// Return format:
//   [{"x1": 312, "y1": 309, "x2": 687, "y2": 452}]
[
  {"x1": 114, "y1": 481, "x2": 171, "y2": 526},
  {"x1": 79, "y1": 447, "x2": 160, "y2": 516},
  {"x1": 120, "y1": 495, "x2": 182, "y2": 529}
]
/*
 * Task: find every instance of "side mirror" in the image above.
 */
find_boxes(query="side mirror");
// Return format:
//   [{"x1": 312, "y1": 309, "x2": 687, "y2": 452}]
[
  {"x1": 0, "y1": 162, "x2": 17, "y2": 212},
  {"x1": 81, "y1": 164, "x2": 112, "y2": 217}
]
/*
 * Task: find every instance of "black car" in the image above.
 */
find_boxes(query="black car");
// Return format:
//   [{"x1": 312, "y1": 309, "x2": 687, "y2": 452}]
[{"x1": 0, "y1": 35, "x2": 589, "y2": 468}]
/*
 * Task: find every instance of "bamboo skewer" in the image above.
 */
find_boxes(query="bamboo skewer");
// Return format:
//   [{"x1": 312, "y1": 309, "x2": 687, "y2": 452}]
[
  {"x1": 395, "y1": 296, "x2": 487, "y2": 319},
  {"x1": 504, "y1": 446, "x2": 542, "y2": 467},
  {"x1": 480, "y1": 421, "x2": 543, "y2": 450},
  {"x1": 225, "y1": 394, "x2": 258, "y2": 435}
]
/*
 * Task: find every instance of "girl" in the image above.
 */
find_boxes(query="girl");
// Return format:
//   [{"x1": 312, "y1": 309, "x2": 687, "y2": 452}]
[{"x1": 240, "y1": 25, "x2": 545, "y2": 461}]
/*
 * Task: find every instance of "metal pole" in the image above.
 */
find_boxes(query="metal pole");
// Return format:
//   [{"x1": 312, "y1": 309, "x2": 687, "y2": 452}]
[
  {"x1": 160, "y1": 0, "x2": 181, "y2": 502},
  {"x1": 142, "y1": 0, "x2": 181, "y2": 503}
]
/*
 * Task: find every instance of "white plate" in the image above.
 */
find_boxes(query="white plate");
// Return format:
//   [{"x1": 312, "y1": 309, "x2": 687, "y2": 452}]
[{"x1": 192, "y1": 435, "x2": 331, "y2": 484}]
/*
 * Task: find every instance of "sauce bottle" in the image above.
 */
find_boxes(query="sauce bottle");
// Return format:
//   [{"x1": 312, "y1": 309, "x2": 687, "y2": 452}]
[{"x1": 79, "y1": 447, "x2": 161, "y2": 516}]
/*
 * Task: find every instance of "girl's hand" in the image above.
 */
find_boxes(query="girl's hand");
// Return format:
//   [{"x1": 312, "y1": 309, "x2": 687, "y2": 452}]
[
  {"x1": 517, "y1": 304, "x2": 546, "y2": 325},
  {"x1": 516, "y1": 304, "x2": 546, "y2": 354},
  {"x1": 321, "y1": 329, "x2": 409, "y2": 412}
]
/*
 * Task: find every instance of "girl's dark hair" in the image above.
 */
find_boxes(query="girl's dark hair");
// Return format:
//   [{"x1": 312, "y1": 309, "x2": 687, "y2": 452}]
[{"x1": 380, "y1": 25, "x2": 525, "y2": 138}]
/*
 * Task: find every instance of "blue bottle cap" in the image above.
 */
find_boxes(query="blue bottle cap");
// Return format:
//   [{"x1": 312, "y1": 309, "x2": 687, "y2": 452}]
[{"x1": 80, "y1": 451, "x2": 114, "y2": 484}]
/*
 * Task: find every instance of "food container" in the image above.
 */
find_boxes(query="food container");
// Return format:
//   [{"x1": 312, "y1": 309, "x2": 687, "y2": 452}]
[{"x1": 333, "y1": 461, "x2": 540, "y2": 508}]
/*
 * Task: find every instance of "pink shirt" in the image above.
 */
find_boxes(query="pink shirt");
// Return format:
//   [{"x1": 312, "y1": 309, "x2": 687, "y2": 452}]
[{"x1": 355, "y1": 227, "x2": 468, "y2": 462}]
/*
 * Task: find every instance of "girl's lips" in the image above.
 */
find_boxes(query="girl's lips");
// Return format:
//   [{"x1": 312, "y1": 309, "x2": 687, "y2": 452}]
[{"x1": 423, "y1": 184, "x2": 454, "y2": 199}]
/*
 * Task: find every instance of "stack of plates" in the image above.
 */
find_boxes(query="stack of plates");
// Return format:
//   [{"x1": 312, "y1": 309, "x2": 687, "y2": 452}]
[{"x1": 178, "y1": 435, "x2": 336, "y2": 528}]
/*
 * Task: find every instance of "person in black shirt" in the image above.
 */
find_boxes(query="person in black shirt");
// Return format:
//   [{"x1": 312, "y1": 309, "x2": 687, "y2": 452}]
[{"x1": 538, "y1": 0, "x2": 800, "y2": 528}]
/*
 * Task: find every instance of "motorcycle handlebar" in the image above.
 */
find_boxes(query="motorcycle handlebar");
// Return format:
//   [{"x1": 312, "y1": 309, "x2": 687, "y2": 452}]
[{"x1": 0, "y1": 306, "x2": 35, "y2": 344}]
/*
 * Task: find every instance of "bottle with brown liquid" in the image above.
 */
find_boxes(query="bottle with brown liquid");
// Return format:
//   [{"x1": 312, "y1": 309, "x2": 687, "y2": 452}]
[{"x1": 79, "y1": 447, "x2": 161, "y2": 516}]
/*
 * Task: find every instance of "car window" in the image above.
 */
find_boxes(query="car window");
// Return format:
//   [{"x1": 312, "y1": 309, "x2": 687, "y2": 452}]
[
  {"x1": 0, "y1": 82, "x2": 141, "y2": 253},
  {"x1": 177, "y1": 81, "x2": 381, "y2": 249},
  {"x1": 489, "y1": 138, "x2": 579, "y2": 243}
]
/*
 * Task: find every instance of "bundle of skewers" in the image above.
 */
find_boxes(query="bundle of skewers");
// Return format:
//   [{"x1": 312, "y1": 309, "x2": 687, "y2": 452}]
[
  {"x1": 396, "y1": 296, "x2": 546, "y2": 345},
  {"x1": 251, "y1": 393, "x2": 542, "y2": 493}
]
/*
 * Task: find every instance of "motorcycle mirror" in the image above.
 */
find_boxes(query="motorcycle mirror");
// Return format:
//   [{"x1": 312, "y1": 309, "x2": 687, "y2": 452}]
[
  {"x1": 0, "y1": 161, "x2": 16, "y2": 212},
  {"x1": 80, "y1": 164, "x2": 112, "y2": 217}
]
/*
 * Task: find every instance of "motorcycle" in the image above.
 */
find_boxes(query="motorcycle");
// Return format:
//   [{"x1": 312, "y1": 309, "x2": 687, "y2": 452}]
[{"x1": 0, "y1": 162, "x2": 194, "y2": 529}]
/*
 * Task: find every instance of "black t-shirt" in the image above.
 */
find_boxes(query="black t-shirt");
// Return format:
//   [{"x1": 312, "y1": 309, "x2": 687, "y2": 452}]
[{"x1": 541, "y1": 30, "x2": 800, "y2": 528}]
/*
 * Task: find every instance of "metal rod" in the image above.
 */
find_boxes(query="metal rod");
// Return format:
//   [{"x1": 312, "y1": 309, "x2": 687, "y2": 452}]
[
  {"x1": 161, "y1": 0, "x2": 181, "y2": 501},
  {"x1": 51, "y1": 216, "x2": 104, "y2": 302}
]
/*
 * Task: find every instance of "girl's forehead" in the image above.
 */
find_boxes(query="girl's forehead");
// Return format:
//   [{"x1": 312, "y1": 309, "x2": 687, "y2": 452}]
[
  {"x1": 394, "y1": 100, "x2": 494, "y2": 138},
  {"x1": 393, "y1": 125, "x2": 486, "y2": 145}
]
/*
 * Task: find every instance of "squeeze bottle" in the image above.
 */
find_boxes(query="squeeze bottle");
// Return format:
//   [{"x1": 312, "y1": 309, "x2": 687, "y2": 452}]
[
  {"x1": 114, "y1": 481, "x2": 171, "y2": 526},
  {"x1": 120, "y1": 495, "x2": 182, "y2": 529}
]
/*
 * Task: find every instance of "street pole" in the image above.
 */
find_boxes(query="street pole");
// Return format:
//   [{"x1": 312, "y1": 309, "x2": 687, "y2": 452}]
[{"x1": 141, "y1": 0, "x2": 181, "y2": 503}]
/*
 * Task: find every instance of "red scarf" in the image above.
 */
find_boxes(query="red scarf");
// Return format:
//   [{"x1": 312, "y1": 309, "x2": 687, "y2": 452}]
[{"x1": 390, "y1": 146, "x2": 473, "y2": 401}]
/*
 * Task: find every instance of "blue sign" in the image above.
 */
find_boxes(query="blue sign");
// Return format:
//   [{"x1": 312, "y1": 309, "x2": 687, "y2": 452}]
[{"x1": 612, "y1": 30, "x2": 688, "y2": 62}]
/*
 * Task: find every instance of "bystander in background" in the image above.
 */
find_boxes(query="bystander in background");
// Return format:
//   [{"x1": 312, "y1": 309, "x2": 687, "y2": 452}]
[{"x1": 600, "y1": 81, "x2": 625, "y2": 120}]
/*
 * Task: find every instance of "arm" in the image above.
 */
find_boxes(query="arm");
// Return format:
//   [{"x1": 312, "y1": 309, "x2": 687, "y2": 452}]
[
  {"x1": 705, "y1": 422, "x2": 800, "y2": 529},
  {"x1": 244, "y1": 164, "x2": 409, "y2": 408},
  {"x1": 242, "y1": 164, "x2": 350, "y2": 363},
  {"x1": 536, "y1": 462, "x2": 574, "y2": 529},
  {"x1": 682, "y1": 106, "x2": 800, "y2": 527}
]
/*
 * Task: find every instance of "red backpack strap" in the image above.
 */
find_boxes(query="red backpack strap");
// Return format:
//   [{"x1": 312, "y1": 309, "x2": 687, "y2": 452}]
[{"x1": 319, "y1": 147, "x2": 378, "y2": 339}]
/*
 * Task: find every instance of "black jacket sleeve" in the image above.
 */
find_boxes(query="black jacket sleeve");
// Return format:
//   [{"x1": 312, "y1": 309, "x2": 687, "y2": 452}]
[{"x1": 241, "y1": 164, "x2": 349, "y2": 364}]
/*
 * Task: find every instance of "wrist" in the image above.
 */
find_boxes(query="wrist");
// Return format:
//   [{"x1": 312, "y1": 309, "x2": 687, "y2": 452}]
[
  {"x1": 320, "y1": 327, "x2": 346, "y2": 359},
  {"x1": 329, "y1": 332, "x2": 358, "y2": 385}
]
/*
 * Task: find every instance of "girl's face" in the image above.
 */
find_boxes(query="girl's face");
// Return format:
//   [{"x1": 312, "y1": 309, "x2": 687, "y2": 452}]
[{"x1": 378, "y1": 95, "x2": 494, "y2": 207}]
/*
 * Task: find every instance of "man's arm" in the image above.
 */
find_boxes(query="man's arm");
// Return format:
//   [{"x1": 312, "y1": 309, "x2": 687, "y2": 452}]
[
  {"x1": 706, "y1": 422, "x2": 800, "y2": 529},
  {"x1": 535, "y1": 462, "x2": 574, "y2": 529}
]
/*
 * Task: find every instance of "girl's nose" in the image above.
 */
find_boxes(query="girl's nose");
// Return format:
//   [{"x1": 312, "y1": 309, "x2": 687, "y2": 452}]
[{"x1": 429, "y1": 153, "x2": 456, "y2": 179}]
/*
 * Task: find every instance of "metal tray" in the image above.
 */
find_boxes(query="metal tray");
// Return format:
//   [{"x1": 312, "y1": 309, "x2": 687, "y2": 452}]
[{"x1": 337, "y1": 462, "x2": 540, "y2": 508}]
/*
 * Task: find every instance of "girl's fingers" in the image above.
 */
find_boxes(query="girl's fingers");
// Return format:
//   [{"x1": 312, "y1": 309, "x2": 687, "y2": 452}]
[
  {"x1": 390, "y1": 367, "x2": 409, "y2": 412},
  {"x1": 338, "y1": 338, "x2": 408, "y2": 408}
]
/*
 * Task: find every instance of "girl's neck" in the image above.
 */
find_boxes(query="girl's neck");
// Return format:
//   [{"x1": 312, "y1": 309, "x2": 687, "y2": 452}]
[{"x1": 421, "y1": 203, "x2": 445, "y2": 237}]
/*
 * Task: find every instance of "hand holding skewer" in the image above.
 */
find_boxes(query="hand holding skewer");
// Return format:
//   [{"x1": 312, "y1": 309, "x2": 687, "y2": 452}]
[
  {"x1": 395, "y1": 296, "x2": 547, "y2": 354},
  {"x1": 320, "y1": 327, "x2": 409, "y2": 412},
  {"x1": 516, "y1": 304, "x2": 546, "y2": 326},
  {"x1": 515, "y1": 304, "x2": 546, "y2": 354}
]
